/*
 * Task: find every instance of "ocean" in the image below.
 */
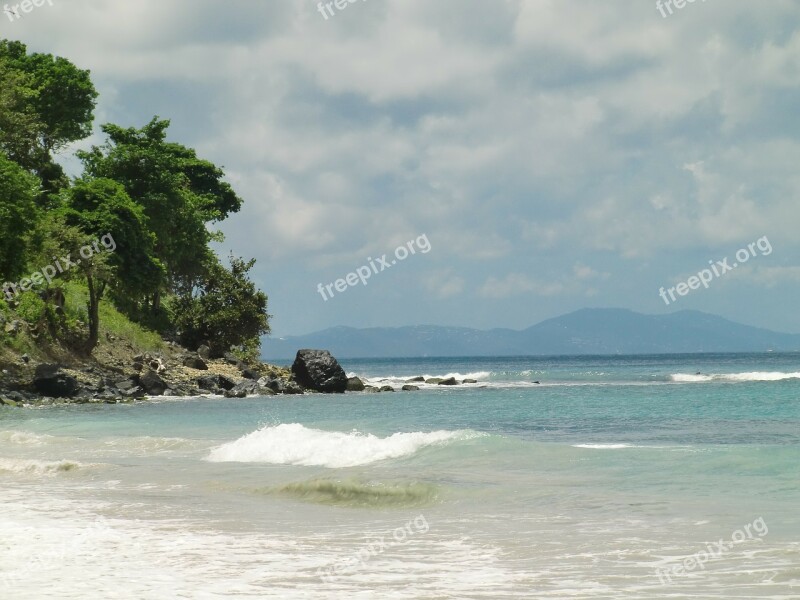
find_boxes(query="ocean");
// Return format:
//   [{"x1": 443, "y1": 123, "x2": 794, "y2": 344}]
[{"x1": 1, "y1": 353, "x2": 798, "y2": 598}]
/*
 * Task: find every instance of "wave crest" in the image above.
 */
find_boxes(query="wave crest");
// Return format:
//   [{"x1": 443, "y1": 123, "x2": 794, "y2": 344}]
[
  {"x1": 671, "y1": 371, "x2": 800, "y2": 383},
  {"x1": 206, "y1": 423, "x2": 480, "y2": 468}
]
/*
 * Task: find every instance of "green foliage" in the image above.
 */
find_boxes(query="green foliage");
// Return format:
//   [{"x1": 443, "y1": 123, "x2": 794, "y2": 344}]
[
  {"x1": 0, "y1": 40, "x2": 98, "y2": 153},
  {"x1": 0, "y1": 151, "x2": 39, "y2": 281},
  {"x1": 16, "y1": 292, "x2": 46, "y2": 325},
  {"x1": 171, "y1": 255, "x2": 270, "y2": 357},
  {"x1": 78, "y1": 117, "x2": 243, "y2": 295},
  {"x1": 0, "y1": 57, "x2": 46, "y2": 171},
  {"x1": 0, "y1": 42, "x2": 270, "y2": 360}
]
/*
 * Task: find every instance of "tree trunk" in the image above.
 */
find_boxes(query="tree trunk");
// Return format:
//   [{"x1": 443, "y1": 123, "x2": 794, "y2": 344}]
[{"x1": 84, "y1": 276, "x2": 102, "y2": 354}]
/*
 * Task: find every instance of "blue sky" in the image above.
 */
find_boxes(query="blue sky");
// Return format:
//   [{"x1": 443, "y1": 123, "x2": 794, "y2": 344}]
[{"x1": 7, "y1": 0, "x2": 800, "y2": 335}]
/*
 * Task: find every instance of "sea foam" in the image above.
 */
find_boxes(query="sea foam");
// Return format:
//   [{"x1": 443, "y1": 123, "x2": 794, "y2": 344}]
[
  {"x1": 206, "y1": 423, "x2": 478, "y2": 468},
  {"x1": 671, "y1": 371, "x2": 800, "y2": 383}
]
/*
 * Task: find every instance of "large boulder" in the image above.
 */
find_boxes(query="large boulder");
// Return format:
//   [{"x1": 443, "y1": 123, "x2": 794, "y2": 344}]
[
  {"x1": 33, "y1": 364, "x2": 79, "y2": 398},
  {"x1": 291, "y1": 349, "x2": 348, "y2": 393}
]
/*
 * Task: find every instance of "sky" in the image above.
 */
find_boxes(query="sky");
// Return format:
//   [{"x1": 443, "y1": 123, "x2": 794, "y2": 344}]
[{"x1": 5, "y1": 0, "x2": 800, "y2": 336}]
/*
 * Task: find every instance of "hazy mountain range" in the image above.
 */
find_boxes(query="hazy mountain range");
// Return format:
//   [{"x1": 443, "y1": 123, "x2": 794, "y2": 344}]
[{"x1": 261, "y1": 308, "x2": 800, "y2": 360}]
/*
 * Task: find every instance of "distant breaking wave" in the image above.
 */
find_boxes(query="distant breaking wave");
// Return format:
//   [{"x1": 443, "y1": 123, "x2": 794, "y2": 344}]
[
  {"x1": 206, "y1": 423, "x2": 483, "y2": 468},
  {"x1": 671, "y1": 371, "x2": 800, "y2": 383}
]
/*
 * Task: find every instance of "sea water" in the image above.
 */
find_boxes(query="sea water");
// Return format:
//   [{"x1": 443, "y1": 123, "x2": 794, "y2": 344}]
[{"x1": 0, "y1": 353, "x2": 798, "y2": 598}]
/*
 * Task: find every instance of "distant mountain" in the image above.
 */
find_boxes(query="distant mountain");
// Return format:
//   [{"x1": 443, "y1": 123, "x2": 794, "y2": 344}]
[{"x1": 261, "y1": 308, "x2": 800, "y2": 360}]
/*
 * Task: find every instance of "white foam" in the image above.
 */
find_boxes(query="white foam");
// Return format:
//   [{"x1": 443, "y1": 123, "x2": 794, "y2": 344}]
[
  {"x1": 671, "y1": 371, "x2": 800, "y2": 383},
  {"x1": 572, "y1": 444, "x2": 634, "y2": 449},
  {"x1": 0, "y1": 430, "x2": 54, "y2": 446},
  {"x1": 206, "y1": 423, "x2": 479, "y2": 468}
]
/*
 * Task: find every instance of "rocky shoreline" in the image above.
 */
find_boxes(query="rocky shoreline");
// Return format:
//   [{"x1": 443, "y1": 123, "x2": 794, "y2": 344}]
[{"x1": 0, "y1": 345, "x2": 482, "y2": 407}]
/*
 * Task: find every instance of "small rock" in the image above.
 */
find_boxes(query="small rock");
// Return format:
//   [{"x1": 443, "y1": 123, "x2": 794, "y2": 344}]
[
  {"x1": 425, "y1": 378, "x2": 443, "y2": 384},
  {"x1": 438, "y1": 377, "x2": 458, "y2": 386},
  {"x1": 401, "y1": 384, "x2": 419, "y2": 391},
  {"x1": 20, "y1": 353, "x2": 29, "y2": 363},
  {"x1": 183, "y1": 356, "x2": 208, "y2": 370},
  {"x1": 197, "y1": 345, "x2": 211, "y2": 359},
  {"x1": 242, "y1": 368, "x2": 259, "y2": 380},
  {"x1": 363, "y1": 386, "x2": 380, "y2": 393},
  {"x1": 224, "y1": 388, "x2": 247, "y2": 398},
  {"x1": 139, "y1": 370, "x2": 168, "y2": 396},
  {"x1": 379, "y1": 385, "x2": 395, "y2": 392},
  {"x1": 283, "y1": 382, "x2": 305, "y2": 395},
  {"x1": 346, "y1": 377, "x2": 365, "y2": 392},
  {"x1": 405, "y1": 376, "x2": 425, "y2": 383},
  {"x1": 462, "y1": 379, "x2": 478, "y2": 384}
]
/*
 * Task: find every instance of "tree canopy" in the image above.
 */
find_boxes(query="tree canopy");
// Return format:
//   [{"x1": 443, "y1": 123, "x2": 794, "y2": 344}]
[{"x1": 0, "y1": 38, "x2": 270, "y2": 358}]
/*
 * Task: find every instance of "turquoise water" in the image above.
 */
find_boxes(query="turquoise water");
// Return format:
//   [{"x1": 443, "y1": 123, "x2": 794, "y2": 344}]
[{"x1": 1, "y1": 353, "x2": 798, "y2": 598}]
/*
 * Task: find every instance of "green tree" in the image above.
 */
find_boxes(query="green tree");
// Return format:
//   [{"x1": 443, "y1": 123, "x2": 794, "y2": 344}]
[
  {"x1": 39, "y1": 178, "x2": 164, "y2": 353},
  {"x1": 0, "y1": 40, "x2": 98, "y2": 153},
  {"x1": 0, "y1": 151, "x2": 39, "y2": 282},
  {"x1": 0, "y1": 40, "x2": 97, "y2": 195},
  {"x1": 171, "y1": 255, "x2": 270, "y2": 357},
  {"x1": 0, "y1": 57, "x2": 47, "y2": 172},
  {"x1": 78, "y1": 117, "x2": 243, "y2": 310}
]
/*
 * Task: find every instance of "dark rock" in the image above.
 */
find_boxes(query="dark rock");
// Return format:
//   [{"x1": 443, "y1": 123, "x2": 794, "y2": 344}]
[
  {"x1": 133, "y1": 354, "x2": 145, "y2": 362},
  {"x1": 122, "y1": 386, "x2": 146, "y2": 398},
  {"x1": 139, "y1": 370, "x2": 168, "y2": 396},
  {"x1": 196, "y1": 375, "x2": 221, "y2": 393},
  {"x1": 115, "y1": 378, "x2": 139, "y2": 391},
  {"x1": 242, "y1": 368, "x2": 259, "y2": 380},
  {"x1": 218, "y1": 375, "x2": 236, "y2": 391},
  {"x1": 33, "y1": 364, "x2": 79, "y2": 398},
  {"x1": 438, "y1": 377, "x2": 458, "y2": 386},
  {"x1": 291, "y1": 349, "x2": 348, "y2": 393},
  {"x1": 346, "y1": 377, "x2": 366, "y2": 392},
  {"x1": 364, "y1": 386, "x2": 380, "y2": 393},
  {"x1": 224, "y1": 353, "x2": 244, "y2": 368},
  {"x1": 462, "y1": 379, "x2": 478, "y2": 384},
  {"x1": 258, "y1": 376, "x2": 284, "y2": 393},
  {"x1": 229, "y1": 380, "x2": 259, "y2": 397},
  {"x1": 401, "y1": 384, "x2": 419, "y2": 391},
  {"x1": 379, "y1": 385, "x2": 395, "y2": 392},
  {"x1": 183, "y1": 356, "x2": 208, "y2": 370},
  {"x1": 20, "y1": 353, "x2": 29, "y2": 363},
  {"x1": 283, "y1": 381, "x2": 305, "y2": 395},
  {"x1": 6, "y1": 391, "x2": 26, "y2": 403},
  {"x1": 132, "y1": 361, "x2": 144, "y2": 371},
  {"x1": 405, "y1": 376, "x2": 425, "y2": 383},
  {"x1": 197, "y1": 345, "x2": 211, "y2": 359},
  {"x1": 224, "y1": 388, "x2": 247, "y2": 398},
  {"x1": 425, "y1": 378, "x2": 443, "y2": 384}
]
